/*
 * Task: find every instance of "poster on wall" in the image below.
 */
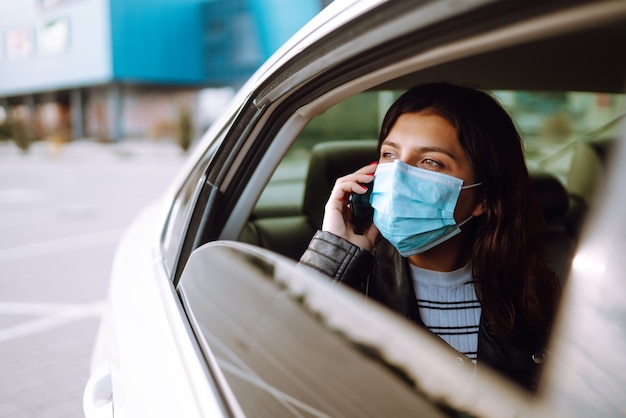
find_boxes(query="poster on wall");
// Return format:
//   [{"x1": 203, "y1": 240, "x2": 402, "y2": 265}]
[
  {"x1": 38, "y1": 17, "x2": 70, "y2": 55},
  {"x1": 37, "y1": 0, "x2": 69, "y2": 7},
  {"x1": 6, "y1": 26, "x2": 35, "y2": 60},
  {"x1": 36, "y1": 0, "x2": 81, "y2": 9}
]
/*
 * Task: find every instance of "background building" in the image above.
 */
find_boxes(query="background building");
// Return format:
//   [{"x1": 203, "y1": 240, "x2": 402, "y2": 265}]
[{"x1": 0, "y1": 0, "x2": 323, "y2": 146}]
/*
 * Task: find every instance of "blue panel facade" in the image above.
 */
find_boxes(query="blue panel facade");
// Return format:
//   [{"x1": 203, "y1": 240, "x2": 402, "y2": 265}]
[
  {"x1": 202, "y1": 0, "x2": 320, "y2": 86},
  {"x1": 247, "y1": 0, "x2": 321, "y2": 58},
  {"x1": 202, "y1": 0, "x2": 261, "y2": 86},
  {"x1": 109, "y1": 0, "x2": 206, "y2": 84},
  {"x1": 1, "y1": 0, "x2": 322, "y2": 92},
  {"x1": 0, "y1": 0, "x2": 323, "y2": 141}
]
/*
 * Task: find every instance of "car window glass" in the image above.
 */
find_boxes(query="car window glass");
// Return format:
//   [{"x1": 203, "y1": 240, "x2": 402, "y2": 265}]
[
  {"x1": 495, "y1": 91, "x2": 625, "y2": 183},
  {"x1": 178, "y1": 243, "x2": 521, "y2": 417}
]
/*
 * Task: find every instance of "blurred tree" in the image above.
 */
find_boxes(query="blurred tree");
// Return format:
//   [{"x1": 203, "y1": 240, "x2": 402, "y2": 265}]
[
  {"x1": 178, "y1": 106, "x2": 193, "y2": 152},
  {"x1": 6, "y1": 117, "x2": 32, "y2": 153}
]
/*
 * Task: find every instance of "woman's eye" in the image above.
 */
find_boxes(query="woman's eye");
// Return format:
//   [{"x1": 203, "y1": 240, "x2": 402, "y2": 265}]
[
  {"x1": 421, "y1": 158, "x2": 442, "y2": 168},
  {"x1": 381, "y1": 151, "x2": 397, "y2": 161}
]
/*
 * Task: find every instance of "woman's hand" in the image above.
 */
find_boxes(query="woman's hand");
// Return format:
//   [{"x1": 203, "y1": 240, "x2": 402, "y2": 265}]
[{"x1": 322, "y1": 163, "x2": 379, "y2": 251}]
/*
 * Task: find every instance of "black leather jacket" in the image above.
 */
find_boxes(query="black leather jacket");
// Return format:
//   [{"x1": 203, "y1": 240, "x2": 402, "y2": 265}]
[{"x1": 300, "y1": 231, "x2": 550, "y2": 392}]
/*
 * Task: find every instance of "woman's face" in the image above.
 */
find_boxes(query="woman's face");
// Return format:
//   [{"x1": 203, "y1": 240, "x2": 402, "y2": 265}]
[{"x1": 379, "y1": 111, "x2": 485, "y2": 220}]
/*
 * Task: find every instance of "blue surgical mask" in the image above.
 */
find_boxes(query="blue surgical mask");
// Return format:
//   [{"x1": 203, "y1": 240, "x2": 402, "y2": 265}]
[{"x1": 371, "y1": 160, "x2": 481, "y2": 257}]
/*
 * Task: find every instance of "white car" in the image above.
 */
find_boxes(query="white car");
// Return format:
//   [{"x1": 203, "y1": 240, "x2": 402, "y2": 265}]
[{"x1": 84, "y1": 0, "x2": 626, "y2": 416}]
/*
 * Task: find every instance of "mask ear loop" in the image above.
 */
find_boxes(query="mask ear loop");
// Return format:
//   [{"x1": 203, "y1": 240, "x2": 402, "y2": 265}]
[
  {"x1": 458, "y1": 182, "x2": 484, "y2": 227},
  {"x1": 461, "y1": 182, "x2": 482, "y2": 190},
  {"x1": 457, "y1": 215, "x2": 474, "y2": 228}
]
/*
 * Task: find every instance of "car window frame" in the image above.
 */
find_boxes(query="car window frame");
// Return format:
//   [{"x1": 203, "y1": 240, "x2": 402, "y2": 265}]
[{"x1": 168, "y1": 0, "x2": 626, "y2": 286}]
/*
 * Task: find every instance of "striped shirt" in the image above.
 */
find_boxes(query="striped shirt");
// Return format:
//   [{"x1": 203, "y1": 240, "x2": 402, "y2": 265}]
[{"x1": 410, "y1": 263, "x2": 481, "y2": 362}]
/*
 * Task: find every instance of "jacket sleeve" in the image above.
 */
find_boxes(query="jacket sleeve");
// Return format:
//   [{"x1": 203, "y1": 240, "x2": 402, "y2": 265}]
[{"x1": 299, "y1": 231, "x2": 375, "y2": 292}]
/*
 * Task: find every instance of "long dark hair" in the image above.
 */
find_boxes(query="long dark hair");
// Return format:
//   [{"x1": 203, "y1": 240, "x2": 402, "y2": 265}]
[{"x1": 379, "y1": 82, "x2": 561, "y2": 339}]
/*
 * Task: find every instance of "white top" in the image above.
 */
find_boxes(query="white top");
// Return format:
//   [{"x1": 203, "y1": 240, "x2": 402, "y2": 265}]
[{"x1": 410, "y1": 263, "x2": 481, "y2": 361}]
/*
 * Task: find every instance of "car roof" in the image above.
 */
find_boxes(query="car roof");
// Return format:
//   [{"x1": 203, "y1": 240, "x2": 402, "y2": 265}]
[{"x1": 250, "y1": 0, "x2": 625, "y2": 109}]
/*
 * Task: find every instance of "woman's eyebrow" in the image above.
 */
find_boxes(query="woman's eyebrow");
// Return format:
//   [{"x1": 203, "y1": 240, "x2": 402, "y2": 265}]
[
  {"x1": 419, "y1": 146, "x2": 458, "y2": 160},
  {"x1": 382, "y1": 140, "x2": 458, "y2": 160},
  {"x1": 380, "y1": 139, "x2": 398, "y2": 148}
]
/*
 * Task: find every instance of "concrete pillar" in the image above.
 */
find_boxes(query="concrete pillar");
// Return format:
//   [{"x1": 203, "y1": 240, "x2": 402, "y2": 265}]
[
  {"x1": 24, "y1": 94, "x2": 35, "y2": 139},
  {"x1": 107, "y1": 84, "x2": 122, "y2": 141},
  {"x1": 0, "y1": 98, "x2": 7, "y2": 123},
  {"x1": 70, "y1": 88, "x2": 84, "y2": 139},
  {"x1": 24, "y1": 95, "x2": 35, "y2": 114}
]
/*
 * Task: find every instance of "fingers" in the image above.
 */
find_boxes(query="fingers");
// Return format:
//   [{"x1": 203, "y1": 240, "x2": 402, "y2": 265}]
[
  {"x1": 328, "y1": 162, "x2": 377, "y2": 204},
  {"x1": 353, "y1": 161, "x2": 378, "y2": 174},
  {"x1": 334, "y1": 162, "x2": 377, "y2": 196},
  {"x1": 349, "y1": 161, "x2": 378, "y2": 179},
  {"x1": 321, "y1": 163, "x2": 379, "y2": 249}
]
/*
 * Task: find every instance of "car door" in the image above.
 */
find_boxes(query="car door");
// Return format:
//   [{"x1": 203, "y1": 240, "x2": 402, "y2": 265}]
[{"x1": 177, "y1": 240, "x2": 531, "y2": 417}]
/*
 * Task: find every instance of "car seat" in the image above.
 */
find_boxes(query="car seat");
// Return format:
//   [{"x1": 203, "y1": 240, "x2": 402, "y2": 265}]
[
  {"x1": 241, "y1": 139, "x2": 378, "y2": 260},
  {"x1": 302, "y1": 140, "x2": 379, "y2": 233},
  {"x1": 532, "y1": 172, "x2": 576, "y2": 284},
  {"x1": 565, "y1": 138, "x2": 616, "y2": 238}
]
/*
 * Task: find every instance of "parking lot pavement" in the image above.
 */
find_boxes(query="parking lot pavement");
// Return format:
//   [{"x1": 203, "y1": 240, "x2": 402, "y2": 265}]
[
  {"x1": 0, "y1": 137, "x2": 186, "y2": 161},
  {"x1": 0, "y1": 138, "x2": 186, "y2": 417}
]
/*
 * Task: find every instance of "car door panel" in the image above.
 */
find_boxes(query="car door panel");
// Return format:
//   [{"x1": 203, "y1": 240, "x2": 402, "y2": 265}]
[{"x1": 178, "y1": 241, "x2": 530, "y2": 417}]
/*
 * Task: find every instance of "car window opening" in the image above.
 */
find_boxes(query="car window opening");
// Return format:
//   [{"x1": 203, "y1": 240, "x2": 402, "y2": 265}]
[{"x1": 241, "y1": 90, "x2": 624, "y2": 280}]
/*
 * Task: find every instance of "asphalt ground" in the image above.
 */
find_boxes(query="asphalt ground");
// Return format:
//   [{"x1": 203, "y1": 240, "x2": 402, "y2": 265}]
[{"x1": 0, "y1": 139, "x2": 187, "y2": 417}]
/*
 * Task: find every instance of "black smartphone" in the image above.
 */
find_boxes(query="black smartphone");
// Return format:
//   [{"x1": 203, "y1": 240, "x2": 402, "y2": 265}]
[{"x1": 349, "y1": 181, "x2": 374, "y2": 235}]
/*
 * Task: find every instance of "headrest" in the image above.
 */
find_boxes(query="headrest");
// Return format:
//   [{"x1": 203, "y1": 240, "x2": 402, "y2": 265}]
[
  {"x1": 303, "y1": 140, "x2": 378, "y2": 229},
  {"x1": 531, "y1": 172, "x2": 569, "y2": 220},
  {"x1": 567, "y1": 138, "x2": 616, "y2": 204}
]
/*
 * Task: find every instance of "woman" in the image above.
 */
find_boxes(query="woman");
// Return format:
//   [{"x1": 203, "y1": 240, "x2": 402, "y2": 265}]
[{"x1": 300, "y1": 82, "x2": 561, "y2": 391}]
